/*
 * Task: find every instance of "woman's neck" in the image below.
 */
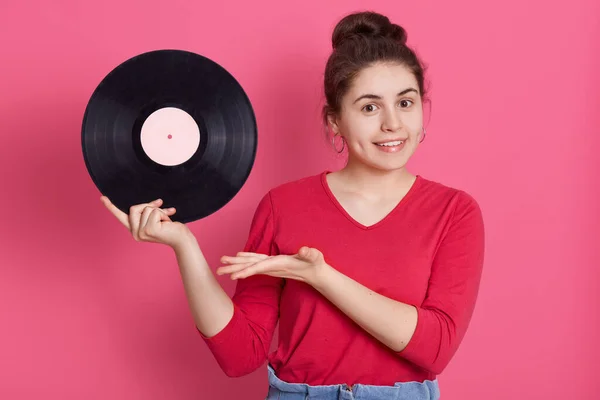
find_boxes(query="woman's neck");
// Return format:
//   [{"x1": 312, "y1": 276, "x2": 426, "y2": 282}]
[{"x1": 334, "y1": 158, "x2": 416, "y2": 198}]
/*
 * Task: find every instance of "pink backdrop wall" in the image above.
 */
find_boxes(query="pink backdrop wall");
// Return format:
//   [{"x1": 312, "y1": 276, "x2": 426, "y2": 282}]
[{"x1": 1, "y1": 0, "x2": 598, "y2": 398}]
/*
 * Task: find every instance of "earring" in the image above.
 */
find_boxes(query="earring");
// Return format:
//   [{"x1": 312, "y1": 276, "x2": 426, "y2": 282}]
[
  {"x1": 332, "y1": 133, "x2": 346, "y2": 153},
  {"x1": 419, "y1": 128, "x2": 427, "y2": 143}
]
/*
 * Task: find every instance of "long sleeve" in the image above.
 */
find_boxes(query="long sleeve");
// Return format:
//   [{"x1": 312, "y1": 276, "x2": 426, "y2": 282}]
[
  {"x1": 398, "y1": 191, "x2": 485, "y2": 375},
  {"x1": 199, "y1": 192, "x2": 284, "y2": 377}
]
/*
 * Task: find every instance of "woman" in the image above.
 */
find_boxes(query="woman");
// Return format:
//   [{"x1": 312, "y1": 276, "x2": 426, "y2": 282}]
[{"x1": 102, "y1": 11, "x2": 484, "y2": 400}]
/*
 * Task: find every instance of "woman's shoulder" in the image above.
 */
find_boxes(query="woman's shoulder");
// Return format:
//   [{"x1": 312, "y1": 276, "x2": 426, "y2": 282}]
[
  {"x1": 266, "y1": 171, "x2": 327, "y2": 199},
  {"x1": 417, "y1": 175, "x2": 482, "y2": 216}
]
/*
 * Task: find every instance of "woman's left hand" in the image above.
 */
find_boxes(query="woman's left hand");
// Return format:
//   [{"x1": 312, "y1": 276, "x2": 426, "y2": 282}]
[{"x1": 217, "y1": 246, "x2": 329, "y2": 287}]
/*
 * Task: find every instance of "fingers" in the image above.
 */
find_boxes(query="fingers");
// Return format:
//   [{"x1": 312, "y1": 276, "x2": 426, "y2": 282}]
[
  {"x1": 216, "y1": 262, "x2": 256, "y2": 277},
  {"x1": 137, "y1": 206, "x2": 155, "y2": 240},
  {"x1": 220, "y1": 254, "x2": 268, "y2": 265},
  {"x1": 129, "y1": 199, "x2": 162, "y2": 238},
  {"x1": 297, "y1": 246, "x2": 322, "y2": 263},
  {"x1": 138, "y1": 207, "x2": 177, "y2": 241},
  {"x1": 224, "y1": 252, "x2": 269, "y2": 262},
  {"x1": 235, "y1": 252, "x2": 269, "y2": 258},
  {"x1": 298, "y1": 246, "x2": 310, "y2": 259},
  {"x1": 218, "y1": 253, "x2": 272, "y2": 279},
  {"x1": 231, "y1": 260, "x2": 276, "y2": 279},
  {"x1": 101, "y1": 195, "x2": 176, "y2": 241},
  {"x1": 100, "y1": 196, "x2": 130, "y2": 229}
]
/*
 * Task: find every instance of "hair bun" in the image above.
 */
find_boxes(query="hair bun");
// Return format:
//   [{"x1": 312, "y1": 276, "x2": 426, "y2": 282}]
[{"x1": 332, "y1": 11, "x2": 407, "y2": 49}]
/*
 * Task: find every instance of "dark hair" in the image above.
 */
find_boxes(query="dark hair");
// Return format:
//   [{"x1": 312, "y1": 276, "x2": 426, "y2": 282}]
[{"x1": 322, "y1": 11, "x2": 428, "y2": 127}]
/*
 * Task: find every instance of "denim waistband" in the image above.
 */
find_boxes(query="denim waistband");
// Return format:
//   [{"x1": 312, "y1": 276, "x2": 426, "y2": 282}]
[{"x1": 266, "y1": 364, "x2": 440, "y2": 400}]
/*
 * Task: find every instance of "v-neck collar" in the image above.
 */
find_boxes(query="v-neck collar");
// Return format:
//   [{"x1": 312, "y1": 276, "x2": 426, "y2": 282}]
[{"x1": 320, "y1": 170, "x2": 423, "y2": 230}]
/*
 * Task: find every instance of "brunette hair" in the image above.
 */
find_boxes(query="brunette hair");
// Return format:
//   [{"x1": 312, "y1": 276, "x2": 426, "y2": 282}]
[{"x1": 322, "y1": 11, "x2": 428, "y2": 127}]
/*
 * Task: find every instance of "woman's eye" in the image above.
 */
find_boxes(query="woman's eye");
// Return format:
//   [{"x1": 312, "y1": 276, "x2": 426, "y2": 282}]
[
  {"x1": 362, "y1": 104, "x2": 378, "y2": 112},
  {"x1": 399, "y1": 99, "x2": 414, "y2": 108}
]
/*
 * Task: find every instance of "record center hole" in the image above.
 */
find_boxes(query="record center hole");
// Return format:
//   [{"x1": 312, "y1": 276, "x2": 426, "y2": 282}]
[{"x1": 167, "y1": 134, "x2": 173, "y2": 139}]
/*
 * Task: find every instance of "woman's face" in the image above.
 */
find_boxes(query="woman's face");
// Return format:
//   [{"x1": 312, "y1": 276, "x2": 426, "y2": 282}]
[{"x1": 329, "y1": 62, "x2": 424, "y2": 172}]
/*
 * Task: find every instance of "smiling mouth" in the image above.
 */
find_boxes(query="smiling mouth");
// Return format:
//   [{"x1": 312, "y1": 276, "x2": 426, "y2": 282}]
[{"x1": 375, "y1": 140, "x2": 405, "y2": 147}]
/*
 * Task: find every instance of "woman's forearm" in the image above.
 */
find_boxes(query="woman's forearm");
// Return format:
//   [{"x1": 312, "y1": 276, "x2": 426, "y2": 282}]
[
  {"x1": 312, "y1": 263, "x2": 418, "y2": 352},
  {"x1": 173, "y1": 232, "x2": 234, "y2": 338}
]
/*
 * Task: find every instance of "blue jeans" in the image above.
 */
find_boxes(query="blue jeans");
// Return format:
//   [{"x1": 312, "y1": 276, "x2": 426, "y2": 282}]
[{"x1": 265, "y1": 364, "x2": 440, "y2": 400}]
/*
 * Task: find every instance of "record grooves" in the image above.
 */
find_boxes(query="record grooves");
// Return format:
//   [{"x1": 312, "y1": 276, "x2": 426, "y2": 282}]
[{"x1": 81, "y1": 49, "x2": 257, "y2": 223}]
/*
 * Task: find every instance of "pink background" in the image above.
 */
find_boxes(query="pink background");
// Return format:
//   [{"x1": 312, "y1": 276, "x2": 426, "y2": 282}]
[{"x1": 1, "y1": 0, "x2": 598, "y2": 398}]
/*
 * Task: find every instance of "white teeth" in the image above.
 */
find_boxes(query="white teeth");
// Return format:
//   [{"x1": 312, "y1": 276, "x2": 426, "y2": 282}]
[{"x1": 377, "y1": 140, "x2": 403, "y2": 147}]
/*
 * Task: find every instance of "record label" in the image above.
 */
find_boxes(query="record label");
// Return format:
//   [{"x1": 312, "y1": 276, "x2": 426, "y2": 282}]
[{"x1": 140, "y1": 107, "x2": 200, "y2": 167}]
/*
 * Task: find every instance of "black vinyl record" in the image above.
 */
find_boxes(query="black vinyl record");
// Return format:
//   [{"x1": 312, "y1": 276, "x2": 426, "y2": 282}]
[{"x1": 82, "y1": 49, "x2": 257, "y2": 223}]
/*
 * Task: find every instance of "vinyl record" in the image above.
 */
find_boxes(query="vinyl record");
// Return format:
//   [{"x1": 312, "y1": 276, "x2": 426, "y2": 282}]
[{"x1": 81, "y1": 49, "x2": 257, "y2": 223}]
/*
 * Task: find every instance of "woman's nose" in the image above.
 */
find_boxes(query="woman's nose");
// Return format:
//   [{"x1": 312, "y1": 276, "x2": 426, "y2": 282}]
[{"x1": 381, "y1": 108, "x2": 402, "y2": 132}]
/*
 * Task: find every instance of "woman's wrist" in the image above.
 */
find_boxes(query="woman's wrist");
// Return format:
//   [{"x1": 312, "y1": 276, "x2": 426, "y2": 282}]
[
  {"x1": 310, "y1": 261, "x2": 335, "y2": 291},
  {"x1": 171, "y1": 226, "x2": 196, "y2": 251}
]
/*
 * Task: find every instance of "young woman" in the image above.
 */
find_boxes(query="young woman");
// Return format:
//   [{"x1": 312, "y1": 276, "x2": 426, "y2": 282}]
[{"x1": 102, "y1": 11, "x2": 484, "y2": 400}]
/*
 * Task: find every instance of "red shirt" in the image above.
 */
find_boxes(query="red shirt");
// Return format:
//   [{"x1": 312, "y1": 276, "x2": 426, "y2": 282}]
[{"x1": 199, "y1": 171, "x2": 485, "y2": 386}]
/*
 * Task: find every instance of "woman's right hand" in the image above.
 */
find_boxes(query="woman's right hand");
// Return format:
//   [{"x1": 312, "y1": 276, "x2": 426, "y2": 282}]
[{"x1": 100, "y1": 196, "x2": 192, "y2": 249}]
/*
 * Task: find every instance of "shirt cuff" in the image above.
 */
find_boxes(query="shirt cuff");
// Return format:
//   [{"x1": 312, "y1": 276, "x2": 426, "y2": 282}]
[
  {"x1": 197, "y1": 303, "x2": 243, "y2": 347},
  {"x1": 397, "y1": 305, "x2": 426, "y2": 361}
]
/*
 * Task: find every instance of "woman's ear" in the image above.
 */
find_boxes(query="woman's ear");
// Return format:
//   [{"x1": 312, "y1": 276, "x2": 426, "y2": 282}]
[{"x1": 327, "y1": 113, "x2": 340, "y2": 135}]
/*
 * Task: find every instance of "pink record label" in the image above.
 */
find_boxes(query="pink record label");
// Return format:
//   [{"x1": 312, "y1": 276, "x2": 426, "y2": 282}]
[{"x1": 140, "y1": 107, "x2": 200, "y2": 166}]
